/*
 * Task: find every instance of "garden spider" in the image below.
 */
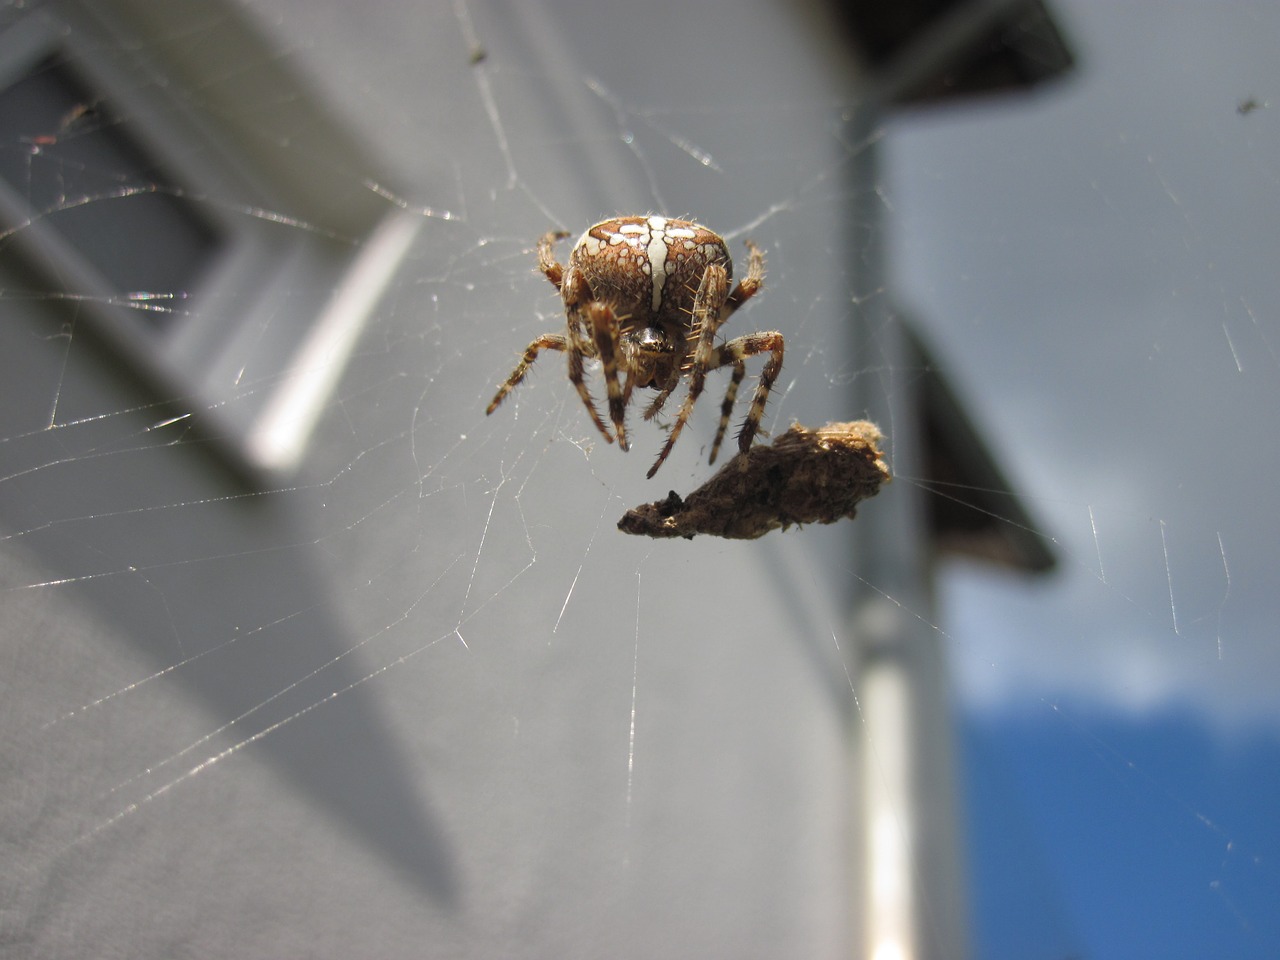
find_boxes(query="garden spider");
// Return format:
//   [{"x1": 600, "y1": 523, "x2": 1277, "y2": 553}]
[{"x1": 486, "y1": 215, "x2": 784, "y2": 478}]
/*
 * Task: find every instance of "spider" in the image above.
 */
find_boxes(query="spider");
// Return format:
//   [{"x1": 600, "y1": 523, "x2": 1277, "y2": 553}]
[{"x1": 486, "y1": 215, "x2": 785, "y2": 478}]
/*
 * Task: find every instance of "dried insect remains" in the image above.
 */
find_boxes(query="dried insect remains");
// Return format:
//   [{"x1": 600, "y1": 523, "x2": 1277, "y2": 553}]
[
  {"x1": 618, "y1": 420, "x2": 890, "y2": 540},
  {"x1": 486, "y1": 216, "x2": 785, "y2": 477}
]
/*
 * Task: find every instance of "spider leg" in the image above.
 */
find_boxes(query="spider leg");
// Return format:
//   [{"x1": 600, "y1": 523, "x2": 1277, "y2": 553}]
[
  {"x1": 646, "y1": 263, "x2": 729, "y2": 478},
  {"x1": 722, "y1": 331, "x2": 785, "y2": 454},
  {"x1": 537, "y1": 230, "x2": 570, "y2": 289},
  {"x1": 563, "y1": 318, "x2": 614, "y2": 445},
  {"x1": 643, "y1": 384, "x2": 676, "y2": 421},
  {"x1": 708, "y1": 359, "x2": 745, "y2": 464},
  {"x1": 722, "y1": 239, "x2": 764, "y2": 319},
  {"x1": 704, "y1": 239, "x2": 763, "y2": 462},
  {"x1": 622, "y1": 370, "x2": 637, "y2": 410},
  {"x1": 588, "y1": 302, "x2": 629, "y2": 450},
  {"x1": 486, "y1": 333, "x2": 567, "y2": 414}
]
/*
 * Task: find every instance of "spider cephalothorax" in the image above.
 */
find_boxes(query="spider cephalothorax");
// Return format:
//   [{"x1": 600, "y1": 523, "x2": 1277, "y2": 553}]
[{"x1": 487, "y1": 215, "x2": 785, "y2": 478}]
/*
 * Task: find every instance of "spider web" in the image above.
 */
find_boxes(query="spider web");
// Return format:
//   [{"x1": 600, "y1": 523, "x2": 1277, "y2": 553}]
[{"x1": 2, "y1": 1, "x2": 1278, "y2": 958}]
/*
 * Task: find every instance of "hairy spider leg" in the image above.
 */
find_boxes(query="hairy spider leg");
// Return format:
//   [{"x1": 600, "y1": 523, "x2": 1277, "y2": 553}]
[
  {"x1": 550, "y1": 260, "x2": 620, "y2": 446},
  {"x1": 641, "y1": 346, "x2": 686, "y2": 422},
  {"x1": 646, "y1": 264, "x2": 730, "y2": 478},
  {"x1": 642, "y1": 386, "x2": 675, "y2": 421},
  {"x1": 589, "y1": 302, "x2": 629, "y2": 450},
  {"x1": 485, "y1": 328, "x2": 616, "y2": 447},
  {"x1": 705, "y1": 239, "x2": 764, "y2": 462},
  {"x1": 486, "y1": 333, "x2": 568, "y2": 415},
  {"x1": 724, "y1": 239, "x2": 765, "y2": 313},
  {"x1": 709, "y1": 361, "x2": 745, "y2": 463},
  {"x1": 563, "y1": 313, "x2": 615, "y2": 445},
  {"x1": 726, "y1": 330, "x2": 785, "y2": 453},
  {"x1": 537, "y1": 230, "x2": 570, "y2": 288},
  {"x1": 489, "y1": 229, "x2": 617, "y2": 437}
]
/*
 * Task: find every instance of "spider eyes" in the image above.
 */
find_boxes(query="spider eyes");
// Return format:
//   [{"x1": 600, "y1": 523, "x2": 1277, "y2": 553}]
[{"x1": 632, "y1": 327, "x2": 672, "y2": 352}]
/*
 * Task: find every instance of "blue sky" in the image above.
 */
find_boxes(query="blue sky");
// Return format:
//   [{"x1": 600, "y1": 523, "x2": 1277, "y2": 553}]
[{"x1": 963, "y1": 710, "x2": 1280, "y2": 958}]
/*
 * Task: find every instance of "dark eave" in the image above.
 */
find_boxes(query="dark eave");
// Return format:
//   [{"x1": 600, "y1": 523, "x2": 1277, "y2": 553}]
[
  {"x1": 906, "y1": 321, "x2": 1057, "y2": 574},
  {"x1": 837, "y1": 0, "x2": 1074, "y2": 106}
]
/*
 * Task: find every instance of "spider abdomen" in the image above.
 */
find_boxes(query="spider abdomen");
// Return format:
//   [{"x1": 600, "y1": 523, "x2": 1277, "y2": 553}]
[{"x1": 566, "y1": 216, "x2": 733, "y2": 331}]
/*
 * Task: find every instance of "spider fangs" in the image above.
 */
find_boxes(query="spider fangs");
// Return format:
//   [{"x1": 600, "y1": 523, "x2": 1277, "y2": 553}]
[{"x1": 485, "y1": 216, "x2": 785, "y2": 478}]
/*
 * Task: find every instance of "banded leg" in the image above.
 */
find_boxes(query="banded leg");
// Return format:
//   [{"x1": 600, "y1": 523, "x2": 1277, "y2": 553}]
[
  {"x1": 537, "y1": 230, "x2": 570, "y2": 288},
  {"x1": 723, "y1": 239, "x2": 764, "y2": 316},
  {"x1": 643, "y1": 384, "x2": 676, "y2": 421},
  {"x1": 486, "y1": 334, "x2": 567, "y2": 414},
  {"x1": 705, "y1": 239, "x2": 763, "y2": 463},
  {"x1": 565, "y1": 322, "x2": 614, "y2": 445},
  {"x1": 708, "y1": 360, "x2": 745, "y2": 464},
  {"x1": 646, "y1": 264, "x2": 729, "y2": 478},
  {"x1": 589, "y1": 302, "x2": 629, "y2": 450},
  {"x1": 725, "y1": 331, "x2": 785, "y2": 453}
]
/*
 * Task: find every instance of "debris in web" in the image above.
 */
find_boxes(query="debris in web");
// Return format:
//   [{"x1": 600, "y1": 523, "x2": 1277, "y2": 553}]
[{"x1": 618, "y1": 420, "x2": 889, "y2": 540}]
